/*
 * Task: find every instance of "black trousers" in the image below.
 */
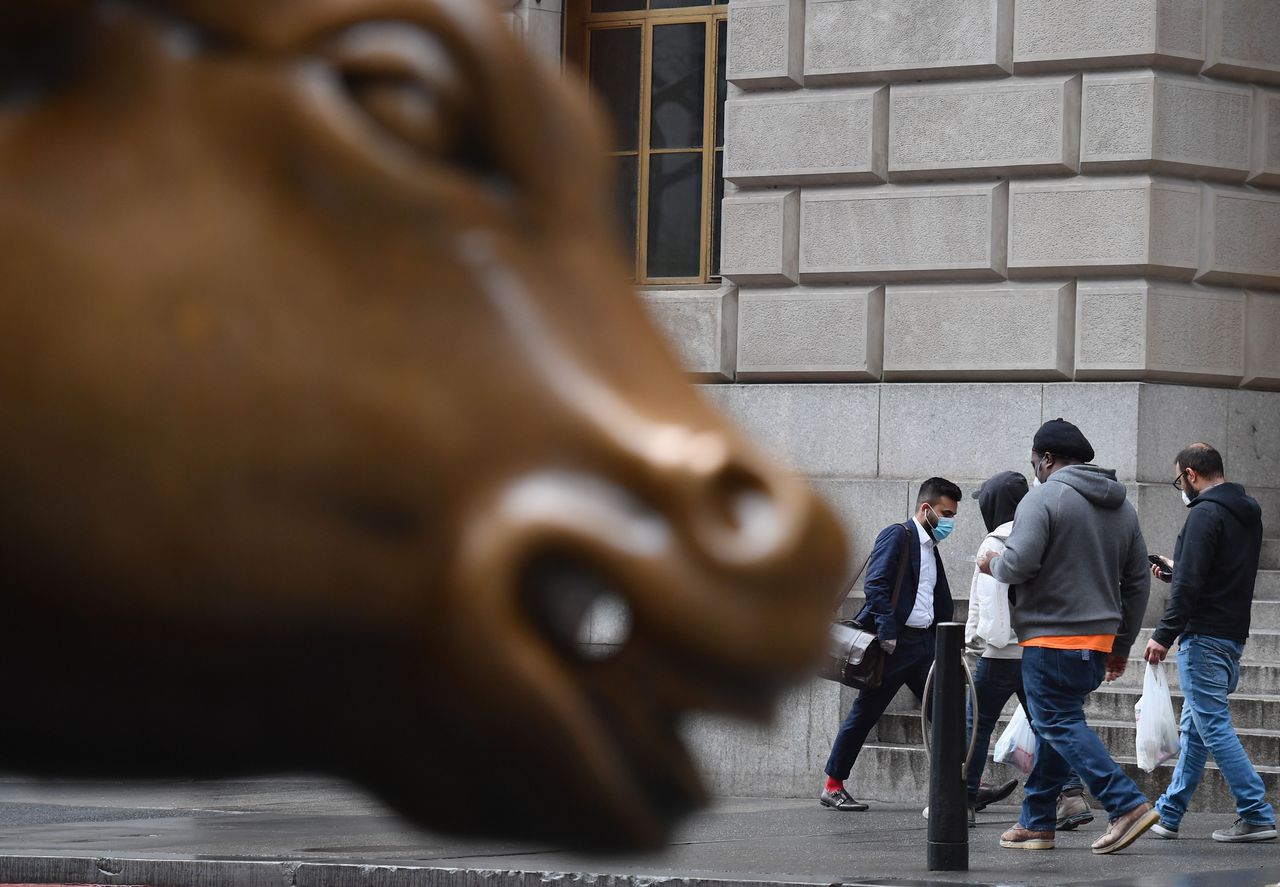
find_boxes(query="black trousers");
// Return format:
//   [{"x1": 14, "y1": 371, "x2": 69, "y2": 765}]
[{"x1": 824, "y1": 627, "x2": 935, "y2": 781}]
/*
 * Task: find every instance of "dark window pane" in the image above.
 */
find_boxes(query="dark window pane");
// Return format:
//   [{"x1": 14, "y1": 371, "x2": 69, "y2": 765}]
[
  {"x1": 715, "y1": 19, "x2": 727, "y2": 149},
  {"x1": 650, "y1": 23, "x2": 705, "y2": 150},
  {"x1": 589, "y1": 28, "x2": 642, "y2": 151},
  {"x1": 711, "y1": 151, "x2": 724, "y2": 276},
  {"x1": 650, "y1": 0, "x2": 714, "y2": 7},
  {"x1": 647, "y1": 152, "x2": 703, "y2": 279},
  {"x1": 592, "y1": 0, "x2": 644, "y2": 11},
  {"x1": 616, "y1": 155, "x2": 639, "y2": 276}
]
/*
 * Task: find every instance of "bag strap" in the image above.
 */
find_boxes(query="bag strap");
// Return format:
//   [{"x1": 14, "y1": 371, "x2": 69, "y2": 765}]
[
  {"x1": 888, "y1": 522, "x2": 912, "y2": 613},
  {"x1": 835, "y1": 521, "x2": 915, "y2": 614}
]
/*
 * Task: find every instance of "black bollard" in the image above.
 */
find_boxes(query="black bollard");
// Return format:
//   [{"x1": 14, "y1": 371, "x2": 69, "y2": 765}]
[{"x1": 928, "y1": 622, "x2": 968, "y2": 872}]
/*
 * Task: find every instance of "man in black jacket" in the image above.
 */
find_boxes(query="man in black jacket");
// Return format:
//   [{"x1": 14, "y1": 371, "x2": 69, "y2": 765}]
[{"x1": 1144, "y1": 443, "x2": 1276, "y2": 843}]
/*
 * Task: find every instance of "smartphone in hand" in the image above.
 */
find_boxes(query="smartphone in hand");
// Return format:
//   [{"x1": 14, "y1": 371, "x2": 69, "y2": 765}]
[{"x1": 1148, "y1": 554, "x2": 1172, "y2": 580}]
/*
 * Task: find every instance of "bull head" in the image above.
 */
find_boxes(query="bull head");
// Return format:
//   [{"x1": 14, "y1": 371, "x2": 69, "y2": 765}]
[{"x1": 0, "y1": 0, "x2": 846, "y2": 850}]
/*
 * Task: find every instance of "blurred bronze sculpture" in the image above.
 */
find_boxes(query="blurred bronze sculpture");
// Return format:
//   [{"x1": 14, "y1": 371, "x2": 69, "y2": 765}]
[{"x1": 0, "y1": 0, "x2": 846, "y2": 850}]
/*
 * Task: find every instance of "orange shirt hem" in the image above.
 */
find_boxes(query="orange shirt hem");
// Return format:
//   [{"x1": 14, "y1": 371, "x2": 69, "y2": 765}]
[{"x1": 1020, "y1": 635, "x2": 1115, "y2": 654}]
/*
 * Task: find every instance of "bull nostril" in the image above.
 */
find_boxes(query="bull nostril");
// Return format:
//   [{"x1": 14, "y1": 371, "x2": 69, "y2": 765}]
[
  {"x1": 707, "y1": 463, "x2": 774, "y2": 535},
  {"x1": 519, "y1": 553, "x2": 633, "y2": 662}
]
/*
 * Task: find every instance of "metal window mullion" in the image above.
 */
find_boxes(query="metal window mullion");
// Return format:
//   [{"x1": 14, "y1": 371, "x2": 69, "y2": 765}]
[
  {"x1": 696, "y1": 17, "x2": 718, "y2": 283},
  {"x1": 708, "y1": 13, "x2": 727, "y2": 281},
  {"x1": 636, "y1": 19, "x2": 654, "y2": 283}
]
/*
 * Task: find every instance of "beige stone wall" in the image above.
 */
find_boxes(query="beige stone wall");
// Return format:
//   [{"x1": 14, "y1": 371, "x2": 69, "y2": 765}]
[
  {"x1": 526, "y1": 1, "x2": 1280, "y2": 801},
  {"x1": 691, "y1": 0, "x2": 1280, "y2": 389}
]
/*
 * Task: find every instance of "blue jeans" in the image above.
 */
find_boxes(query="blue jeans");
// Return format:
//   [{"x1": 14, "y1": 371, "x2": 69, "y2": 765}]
[
  {"x1": 966, "y1": 657, "x2": 1027, "y2": 802},
  {"x1": 1020, "y1": 646, "x2": 1148, "y2": 831},
  {"x1": 1155, "y1": 635, "x2": 1274, "y2": 828}
]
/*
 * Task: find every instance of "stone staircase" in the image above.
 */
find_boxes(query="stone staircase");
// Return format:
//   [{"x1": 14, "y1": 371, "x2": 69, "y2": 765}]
[{"x1": 845, "y1": 539, "x2": 1280, "y2": 813}]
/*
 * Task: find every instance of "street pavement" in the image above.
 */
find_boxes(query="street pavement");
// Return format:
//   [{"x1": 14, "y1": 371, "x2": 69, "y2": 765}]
[{"x1": 0, "y1": 776, "x2": 1278, "y2": 887}]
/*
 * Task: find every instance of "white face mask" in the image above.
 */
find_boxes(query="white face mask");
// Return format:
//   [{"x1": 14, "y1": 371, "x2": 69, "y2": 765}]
[
  {"x1": 1182, "y1": 490, "x2": 1192, "y2": 506},
  {"x1": 1032, "y1": 478, "x2": 1041, "y2": 488}
]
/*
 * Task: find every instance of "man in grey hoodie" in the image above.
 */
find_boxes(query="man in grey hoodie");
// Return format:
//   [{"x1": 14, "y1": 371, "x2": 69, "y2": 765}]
[{"x1": 977, "y1": 419, "x2": 1154, "y2": 855}]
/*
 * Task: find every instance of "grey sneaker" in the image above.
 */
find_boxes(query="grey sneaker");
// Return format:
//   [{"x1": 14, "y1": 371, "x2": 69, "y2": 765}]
[
  {"x1": 1212, "y1": 819, "x2": 1278, "y2": 843},
  {"x1": 1056, "y1": 788, "x2": 1095, "y2": 830},
  {"x1": 1149, "y1": 822, "x2": 1178, "y2": 839}
]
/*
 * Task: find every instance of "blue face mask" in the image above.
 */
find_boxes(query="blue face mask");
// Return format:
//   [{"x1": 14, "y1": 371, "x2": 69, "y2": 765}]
[
  {"x1": 925, "y1": 504, "x2": 955, "y2": 542},
  {"x1": 931, "y1": 517, "x2": 956, "y2": 542}
]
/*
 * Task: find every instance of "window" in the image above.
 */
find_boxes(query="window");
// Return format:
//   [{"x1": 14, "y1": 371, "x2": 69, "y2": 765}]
[{"x1": 566, "y1": 1, "x2": 729, "y2": 286}]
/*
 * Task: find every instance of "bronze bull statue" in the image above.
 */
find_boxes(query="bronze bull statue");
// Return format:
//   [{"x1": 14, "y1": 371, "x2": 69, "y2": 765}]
[{"x1": 0, "y1": 0, "x2": 846, "y2": 850}]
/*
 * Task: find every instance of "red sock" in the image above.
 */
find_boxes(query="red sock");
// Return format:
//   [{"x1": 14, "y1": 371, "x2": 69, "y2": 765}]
[{"x1": 824, "y1": 776, "x2": 843, "y2": 793}]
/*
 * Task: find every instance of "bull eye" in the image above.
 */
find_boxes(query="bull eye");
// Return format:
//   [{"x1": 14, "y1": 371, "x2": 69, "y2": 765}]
[
  {"x1": 327, "y1": 22, "x2": 482, "y2": 169},
  {"x1": 519, "y1": 553, "x2": 633, "y2": 663}
]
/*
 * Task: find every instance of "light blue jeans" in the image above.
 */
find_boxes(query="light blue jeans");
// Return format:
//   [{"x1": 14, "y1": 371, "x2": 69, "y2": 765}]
[{"x1": 1156, "y1": 634, "x2": 1274, "y2": 828}]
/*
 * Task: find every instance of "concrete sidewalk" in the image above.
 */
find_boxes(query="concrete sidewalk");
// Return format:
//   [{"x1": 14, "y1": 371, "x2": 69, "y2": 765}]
[{"x1": 0, "y1": 776, "x2": 1278, "y2": 887}]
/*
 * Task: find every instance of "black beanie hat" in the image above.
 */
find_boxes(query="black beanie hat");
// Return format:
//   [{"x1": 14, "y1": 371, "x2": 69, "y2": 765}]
[{"x1": 1033, "y1": 418, "x2": 1095, "y2": 463}]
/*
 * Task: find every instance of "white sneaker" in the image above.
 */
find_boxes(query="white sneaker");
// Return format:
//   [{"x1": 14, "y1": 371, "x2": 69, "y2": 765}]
[{"x1": 1149, "y1": 822, "x2": 1179, "y2": 839}]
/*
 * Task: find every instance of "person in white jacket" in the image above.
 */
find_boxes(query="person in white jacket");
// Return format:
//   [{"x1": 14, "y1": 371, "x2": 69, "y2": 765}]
[{"x1": 963, "y1": 471, "x2": 1031, "y2": 823}]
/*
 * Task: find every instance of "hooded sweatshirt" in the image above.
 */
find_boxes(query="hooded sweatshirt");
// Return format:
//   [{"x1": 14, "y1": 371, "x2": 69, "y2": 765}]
[
  {"x1": 965, "y1": 471, "x2": 1030, "y2": 659},
  {"x1": 1151, "y1": 482, "x2": 1264, "y2": 647},
  {"x1": 991, "y1": 464, "x2": 1151, "y2": 658}
]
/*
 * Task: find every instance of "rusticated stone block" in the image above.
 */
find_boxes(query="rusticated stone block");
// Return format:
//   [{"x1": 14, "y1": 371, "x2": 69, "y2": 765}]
[
  {"x1": 1136, "y1": 383, "x2": 1231, "y2": 482},
  {"x1": 1228, "y1": 388, "x2": 1280, "y2": 487},
  {"x1": 1082, "y1": 71, "x2": 1253, "y2": 181},
  {"x1": 736, "y1": 286, "x2": 885, "y2": 381},
  {"x1": 720, "y1": 190, "x2": 799, "y2": 285},
  {"x1": 724, "y1": 87, "x2": 887, "y2": 186},
  {"x1": 805, "y1": 0, "x2": 1012, "y2": 85},
  {"x1": 1042, "y1": 382, "x2": 1142, "y2": 481},
  {"x1": 878, "y1": 382, "x2": 1044, "y2": 479},
  {"x1": 1251, "y1": 86, "x2": 1280, "y2": 187},
  {"x1": 1245, "y1": 290, "x2": 1280, "y2": 389},
  {"x1": 882, "y1": 281, "x2": 1076, "y2": 380},
  {"x1": 1198, "y1": 185, "x2": 1280, "y2": 289},
  {"x1": 799, "y1": 182, "x2": 1009, "y2": 283},
  {"x1": 727, "y1": 0, "x2": 804, "y2": 89},
  {"x1": 809, "y1": 479, "x2": 914, "y2": 577},
  {"x1": 1008, "y1": 177, "x2": 1200, "y2": 279},
  {"x1": 1014, "y1": 0, "x2": 1205, "y2": 73},
  {"x1": 640, "y1": 284, "x2": 738, "y2": 382},
  {"x1": 1075, "y1": 280, "x2": 1245, "y2": 385},
  {"x1": 888, "y1": 75, "x2": 1081, "y2": 180},
  {"x1": 699, "y1": 383, "x2": 881, "y2": 477},
  {"x1": 1204, "y1": 0, "x2": 1280, "y2": 85}
]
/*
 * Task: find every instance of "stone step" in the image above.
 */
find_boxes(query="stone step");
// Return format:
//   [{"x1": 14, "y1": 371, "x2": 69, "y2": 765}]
[
  {"x1": 1110, "y1": 656, "x2": 1280, "y2": 694},
  {"x1": 848, "y1": 742, "x2": 1280, "y2": 813},
  {"x1": 877, "y1": 711, "x2": 1280, "y2": 763},
  {"x1": 881, "y1": 683, "x2": 1280, "y2": 733},
  {"x1": 1251, "y1": 597, "x2": 1280, "y2": 628},
  {"x1": 1132, "y1": 627, "x2": 1280, "y2": 663},
  {"x1": 1256, "y1": 570, "x2": 1280, "y2": 600},
  {"x1": 1263, "y1": 540, "x2": 1280, "y2": 571},
  {"x1": 1086, "y1": 686, "x2": 1279, "y2": 731}
]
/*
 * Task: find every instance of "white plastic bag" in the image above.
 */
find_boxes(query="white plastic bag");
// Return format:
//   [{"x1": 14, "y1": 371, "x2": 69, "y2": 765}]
[
  {"x1": 1135, "y1": 661, "x2": 1180, "y2": 772},
  {"x1": 993, "y1": 703, "x2": 1038, "y2": 775}
]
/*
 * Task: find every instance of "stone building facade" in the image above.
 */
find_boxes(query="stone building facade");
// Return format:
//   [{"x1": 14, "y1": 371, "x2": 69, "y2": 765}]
[{"x1": 502, "y1": 0, "x2": 1280, "y2": 804}]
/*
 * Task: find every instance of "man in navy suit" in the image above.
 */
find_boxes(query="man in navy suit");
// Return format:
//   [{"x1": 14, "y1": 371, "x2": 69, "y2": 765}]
[{"x1": 821, "y1": 477, "x2": 963, "y2": 811}]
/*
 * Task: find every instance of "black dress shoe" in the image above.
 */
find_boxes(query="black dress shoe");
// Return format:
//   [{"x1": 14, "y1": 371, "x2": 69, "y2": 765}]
[
  {"x1": 975, "y1": 778, "x2": 1019, "y2": 812},
  {"x1": 819, "y1": 788, "x2": 869, "y2": 811}
]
